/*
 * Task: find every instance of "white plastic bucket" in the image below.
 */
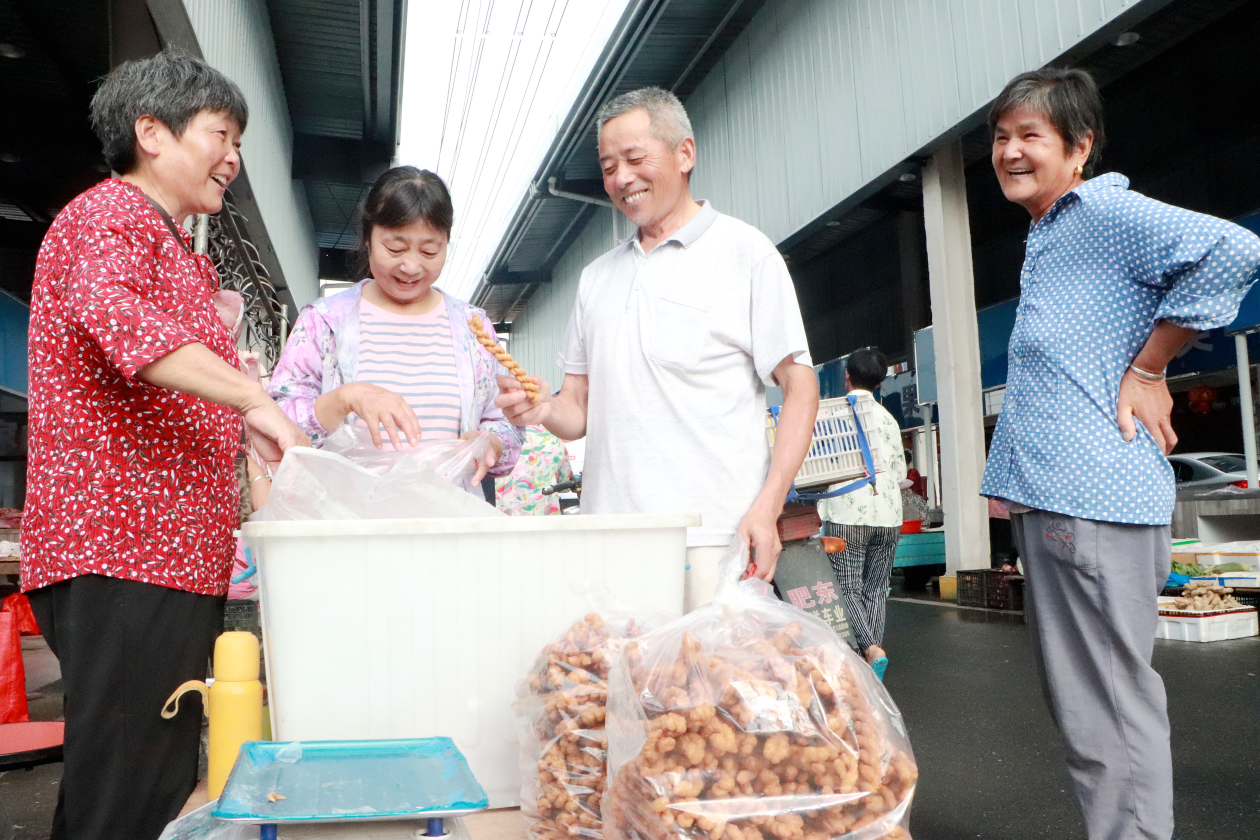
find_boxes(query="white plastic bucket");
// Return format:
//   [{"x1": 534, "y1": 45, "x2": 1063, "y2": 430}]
[{"x1": 242, "y1": 514, "x2": 697, "y2": 807}]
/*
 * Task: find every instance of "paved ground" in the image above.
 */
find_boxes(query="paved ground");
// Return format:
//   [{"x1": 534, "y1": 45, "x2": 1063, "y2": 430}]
[
  {"x1": 4, "y1": 600, "x2": 1257, "y2": 839},
  {"x1": 882, "y1": 598, "x2": 1260, "y2": 839}
]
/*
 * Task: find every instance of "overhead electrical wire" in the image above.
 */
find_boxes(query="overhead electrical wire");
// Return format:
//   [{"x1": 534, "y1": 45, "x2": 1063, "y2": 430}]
[
  {"x1": 436, "y1": 0, "x2": 475, "y2": 171},
  {"x1": 418, "y1": 0, "x2": 616, "y2": 296},
  {"x1": 460, "y1": 1, "x2": 535, "y2": 229},
  {"x1": 446, "y1": 0, "x2": 549, "y2": 287},
  {"x1": 463, "y1": 0, "x2": 569, "y2": 246},
  {"x1": 443, "y1": 0, "x2": 498, "y2": 183}
]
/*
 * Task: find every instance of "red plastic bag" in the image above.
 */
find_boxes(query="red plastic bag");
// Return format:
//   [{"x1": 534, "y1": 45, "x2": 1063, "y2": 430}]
[
  {"x1": 0, "y1": 609, "x2": 29, "y2": 724},
  {"x1": 2, "y1": 593, "x2": 40, "y2": 636}
]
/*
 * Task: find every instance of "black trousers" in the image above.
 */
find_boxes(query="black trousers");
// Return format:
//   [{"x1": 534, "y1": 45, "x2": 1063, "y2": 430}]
[{"x1": 27, "y1": 574, "x2": 224, "y2": 840}]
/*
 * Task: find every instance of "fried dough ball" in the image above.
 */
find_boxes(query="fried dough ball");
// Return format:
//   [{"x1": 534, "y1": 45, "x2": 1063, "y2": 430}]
[
  {"x1": 521, "y1": 613, "x2": 650, "y2": 839},
  {"x1": 605, "y1": 624, "x2": 916, "y2": 840}
]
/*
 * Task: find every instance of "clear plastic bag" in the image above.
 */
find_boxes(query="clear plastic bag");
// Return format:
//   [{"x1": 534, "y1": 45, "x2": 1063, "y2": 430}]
[
  {"x1": 156, "y1": 801, "x2": 249, "y2": 840},
  {"x1": 604, "y1": 540, "x2": 917, "y2": 840},
  {"x1": 253, "y1": 425, "x2": 503, "y2": 521},
  {"x1": 515, "y1": 588, "x2": 677, "y2": 840}
]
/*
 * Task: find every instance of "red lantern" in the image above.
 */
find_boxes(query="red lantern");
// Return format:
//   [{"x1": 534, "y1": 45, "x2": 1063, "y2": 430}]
[
  {"x1": 1191, "y1": 400, "x2": 1212, "y2": 415},
  {"x1": 1188, "y1": 386, "x2": 1217, "y2": 404}
]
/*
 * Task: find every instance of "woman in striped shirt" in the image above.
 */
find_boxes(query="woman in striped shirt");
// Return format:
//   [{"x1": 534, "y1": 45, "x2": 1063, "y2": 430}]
[{"x1": 269, "y1": 167, "x2": 522, "y2": 486}]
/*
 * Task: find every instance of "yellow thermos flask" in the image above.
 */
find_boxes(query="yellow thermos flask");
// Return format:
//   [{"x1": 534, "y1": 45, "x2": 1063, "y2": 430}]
[{"x1": 161, "y1": 631, "x2": 264, "y2": 799}]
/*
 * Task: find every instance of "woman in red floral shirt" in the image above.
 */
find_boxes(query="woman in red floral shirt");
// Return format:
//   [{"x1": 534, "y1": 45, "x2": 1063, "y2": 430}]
[{"x1": 21, "y1": 51, "x2": 308, "y2": 840}]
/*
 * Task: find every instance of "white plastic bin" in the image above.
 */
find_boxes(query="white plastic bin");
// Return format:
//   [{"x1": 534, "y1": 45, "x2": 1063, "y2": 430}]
[
  {"x1": 242, "y1": 514, "x2": 697, "y2": 807},
  {"x1": 1156, "y1": 608, "x2": 1258, "y2": 642}
]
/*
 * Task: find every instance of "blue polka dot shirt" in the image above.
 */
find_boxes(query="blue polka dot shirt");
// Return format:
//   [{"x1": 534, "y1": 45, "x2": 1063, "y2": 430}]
[{"x1": 981, "y1": 173, "x2": 1260, "y2": 525}]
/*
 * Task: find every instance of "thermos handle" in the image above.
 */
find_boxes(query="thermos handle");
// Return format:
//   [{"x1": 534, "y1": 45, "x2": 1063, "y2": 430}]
[{"x1": 161, "y1": 680, "x2": 210, "y2": 719}]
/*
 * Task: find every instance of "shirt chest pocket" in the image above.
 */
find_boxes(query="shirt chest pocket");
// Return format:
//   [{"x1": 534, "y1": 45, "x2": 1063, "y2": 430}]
[{"x1": 646, "y1": 294, "x2": 709, "y2": 370}]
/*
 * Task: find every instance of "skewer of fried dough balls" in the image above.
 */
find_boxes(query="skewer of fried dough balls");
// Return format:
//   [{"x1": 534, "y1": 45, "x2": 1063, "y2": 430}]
[{"x1": 470, "y1": 314, "x2": 542, "y2": 404}]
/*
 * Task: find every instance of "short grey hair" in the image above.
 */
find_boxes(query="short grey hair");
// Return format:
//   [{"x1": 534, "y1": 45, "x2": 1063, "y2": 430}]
[
  {"x1": 596, "y1": 87, "x2": 694, "y2": 149},
  {"x1": 988, "y1": 68, "x2": 1106, "y2": 176},
  {"x1": 90, "y1": 49, "x2": 249, "y2": 174}
]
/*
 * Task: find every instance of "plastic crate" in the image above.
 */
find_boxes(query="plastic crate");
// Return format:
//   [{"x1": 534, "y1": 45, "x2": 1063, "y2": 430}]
[
  {"x1": 1226, "y1": 588, "x2": 1260, "y2": 610},
  {"x1": 957, "y1": 570, "x2": 987, "y2": 607},
  {"x1": 983, "y1": 571, "x2": 1024, "y2": 611},
  {"x1": 766, "y1": 396, "x2": 884, "y2": 489},
  {"x1": 223, "y1": 599, "x2": 261, "y2": 635}
]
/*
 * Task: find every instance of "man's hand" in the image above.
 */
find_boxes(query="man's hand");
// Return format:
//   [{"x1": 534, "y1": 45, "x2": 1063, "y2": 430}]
[
  {"x1": 495, "y1": 374, "x2": 552, "y2": 426},
  {"x1": 1117, "y1": 368, "x2": 1177, "y2": 454},
  {"x1": 737, "y1": 498, "x2": 783, "y2": 583},
  {"x1": 339, "y1": 382, "x2": 422, "y2": 451},
  {"x1": 461, "y1": 430, "x2": 503, "y2": 484},
  {"x1": 242, "y1": 402, "x2": 310, "y2": 471}
]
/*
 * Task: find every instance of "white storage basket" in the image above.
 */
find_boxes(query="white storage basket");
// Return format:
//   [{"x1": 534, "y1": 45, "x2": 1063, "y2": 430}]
[{"x1": 765, "y1": 396, "x2": 883, "y2": 490}]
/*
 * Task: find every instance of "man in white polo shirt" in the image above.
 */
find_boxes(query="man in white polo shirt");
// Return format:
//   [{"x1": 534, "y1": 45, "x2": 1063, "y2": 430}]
[{"x1": 497, "y1": 87, "x2": 818, "y2": 609}]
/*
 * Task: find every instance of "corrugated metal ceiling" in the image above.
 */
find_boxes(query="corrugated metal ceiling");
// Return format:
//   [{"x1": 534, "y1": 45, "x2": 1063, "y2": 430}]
[
  {"x1": 267, "y1": 0, "x2": 364, "y2": 140},
  {"x1": 265, "y1": 0, "x2": 404, "y2": 272}
]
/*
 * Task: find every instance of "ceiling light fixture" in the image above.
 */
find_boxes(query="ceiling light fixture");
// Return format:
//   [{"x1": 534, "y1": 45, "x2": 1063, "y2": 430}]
[
  {"x1": 0, "y1": 44, "x2": 24, "y2": 60},
  {"x1": 1113, "y1": 31, "x2": 1140, "y2": 47},
  {"x1": 0, "y1": 152, "x2": 19, "y2": 164},
  {"x1": 898, "y1": 172, "x2": 918, "y2": 182}
]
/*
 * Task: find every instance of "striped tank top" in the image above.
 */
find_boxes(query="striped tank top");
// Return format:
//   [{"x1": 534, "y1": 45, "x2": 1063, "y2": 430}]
[{"x1": 356, "y1": 297, "x2": 461, "y2": 439}]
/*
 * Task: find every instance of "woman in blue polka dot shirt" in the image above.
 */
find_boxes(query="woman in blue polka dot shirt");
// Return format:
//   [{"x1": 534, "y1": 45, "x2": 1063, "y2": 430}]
[{"x1": 980, "y1": 68, "x2": 1260, "y2": 840}]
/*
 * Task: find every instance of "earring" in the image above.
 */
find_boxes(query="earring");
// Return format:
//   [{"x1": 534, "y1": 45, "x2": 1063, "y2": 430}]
[{"x1": 1075, "y1": 164, "x2": 1084, "y2": 175}]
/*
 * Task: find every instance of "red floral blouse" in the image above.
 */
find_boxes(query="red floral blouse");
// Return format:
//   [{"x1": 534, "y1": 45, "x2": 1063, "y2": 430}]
[{"x1": 21, "y1": 179, "x2": 244, "y2": 596}]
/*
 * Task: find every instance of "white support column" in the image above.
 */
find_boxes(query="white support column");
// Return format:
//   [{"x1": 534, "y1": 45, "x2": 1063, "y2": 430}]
[
  {"x1": 922, "y1": 141, "x2": 990, "y2": 573},
  {"x1": 1236, "y1": 334, "x2": 1258, "y2": 489}
]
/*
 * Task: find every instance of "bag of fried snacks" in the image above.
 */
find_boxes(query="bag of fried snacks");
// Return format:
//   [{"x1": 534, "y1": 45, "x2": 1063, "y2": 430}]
[
  {"x1": 515, "y1": 589, "x2": 677, "y2": 840},
  {"x1": 604, "y1": 539, "x2": 918, "y2": 840}
]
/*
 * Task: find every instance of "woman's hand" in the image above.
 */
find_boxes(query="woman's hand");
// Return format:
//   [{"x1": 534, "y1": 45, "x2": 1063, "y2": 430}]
[
  {"x1": 319, "y1": 382, "x2": 422, "y2": 450},
  {"x1": 461, "y1": 430, "x2": 503, "y2": 485},
  {"x1": 242, "y1": 401, "x2": 311, "y2": 472},
  {"x1": 1117, "y1": 368, "x2": 1177, "y2": 454},
  {"x1": 495, "y1": 374, "x2": 551, "y2": 426}
]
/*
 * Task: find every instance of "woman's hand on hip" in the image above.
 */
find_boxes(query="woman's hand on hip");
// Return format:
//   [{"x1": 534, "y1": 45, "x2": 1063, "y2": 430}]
[
  {"x1": 340, "y1": 382, "x2": 422, "y2": 450},
  {"x1": 495, "y1": 374, "x2": 551, "y2": 426},
  {"x1": 243, "y1": 402, "x2": 311, "y2": 470},
  {"x1": 461, "y1": 430, "x2": 503, "y2": 485},
  {"x1": 1117, "y1": 368, "x2": 1177, "y2": 454}
]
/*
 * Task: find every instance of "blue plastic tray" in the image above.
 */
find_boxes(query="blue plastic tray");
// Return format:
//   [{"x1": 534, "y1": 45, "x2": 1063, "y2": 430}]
[{"x1": 212, "y1": 738, "x2": 489, "y2": 824}]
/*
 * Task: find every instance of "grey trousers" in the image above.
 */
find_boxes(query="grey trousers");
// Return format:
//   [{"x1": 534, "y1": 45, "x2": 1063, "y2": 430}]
[{"x1": 1011, "y1": 510, "x2": 1174, "y2": 840}]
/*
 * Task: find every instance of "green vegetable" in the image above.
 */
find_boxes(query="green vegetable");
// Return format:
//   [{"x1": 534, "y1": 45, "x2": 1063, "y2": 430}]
[
  {"x1": 1172, "y1": 561, "x2": 1209, "y2": 577},
  {"x1": 1209, "y1": 562, "x2": 1250, "y2": 574}
]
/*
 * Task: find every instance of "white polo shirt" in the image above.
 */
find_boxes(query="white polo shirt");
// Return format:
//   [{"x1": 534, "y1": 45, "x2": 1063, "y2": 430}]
[{"x1": 557, "y1": 201, "x2": 812, "y2": 546}]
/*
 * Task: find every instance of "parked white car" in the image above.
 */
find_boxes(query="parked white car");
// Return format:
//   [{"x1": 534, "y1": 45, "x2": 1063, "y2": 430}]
[{"x1": 1168, "y1": 452, "x2": 1250, "y2": 490}]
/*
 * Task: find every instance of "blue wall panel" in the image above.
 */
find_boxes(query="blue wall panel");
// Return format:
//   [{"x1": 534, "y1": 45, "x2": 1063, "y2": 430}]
[{"x1": 0, "y1": 292, "x2": 28, "y2": 397}]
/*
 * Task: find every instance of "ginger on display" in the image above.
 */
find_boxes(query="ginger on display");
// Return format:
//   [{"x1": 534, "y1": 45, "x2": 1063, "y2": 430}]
[
  {"x1": 517, "y1": 607, "x2": 673, "y2": 840},
  {"x1": 1173, "y1": 579, "x2": 1247, "y2": 612},
  {"x1": 603, "y1": 546, "x2": 917, "y2": 840}
]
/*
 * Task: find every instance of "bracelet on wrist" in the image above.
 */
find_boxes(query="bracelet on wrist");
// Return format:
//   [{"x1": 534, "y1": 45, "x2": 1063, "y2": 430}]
[
  {"x1": 1128, "y1": 363, "x2": 1166, "y2": 383},
  {"x1": 249, "y1": 474, "x2": 272, "y2": 485}
]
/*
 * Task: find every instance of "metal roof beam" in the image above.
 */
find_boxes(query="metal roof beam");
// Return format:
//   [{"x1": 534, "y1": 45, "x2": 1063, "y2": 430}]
[
  {"x1": 485, "y1": 269, "x2": 551, "y2": 287},
  {"x1": 541, "y1": 177, "x2": 613, "y2": 209},
  {"x1": 292, "y1": 134, "x2": 391, "y2": 184}
]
